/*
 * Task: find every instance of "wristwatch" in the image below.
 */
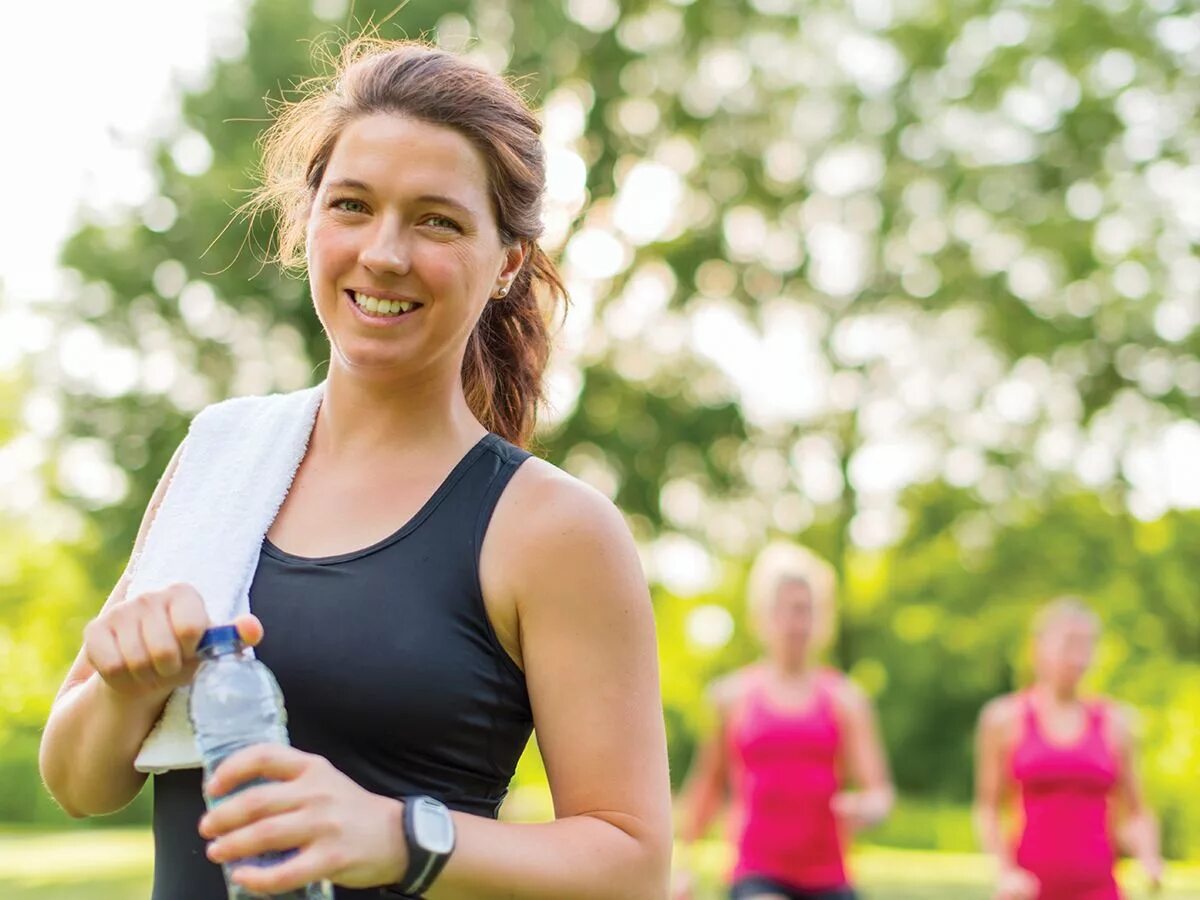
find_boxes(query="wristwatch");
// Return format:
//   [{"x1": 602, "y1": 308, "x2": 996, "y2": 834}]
[{"x1": 382, "y1": 795, "x2": 456, "y2": 897}]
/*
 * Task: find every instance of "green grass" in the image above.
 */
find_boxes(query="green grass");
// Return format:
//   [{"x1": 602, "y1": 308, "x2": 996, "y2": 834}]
[
  {"x1": 3, "y1": 829, "x2": 1200, "y2": 898},
  {"x1": 0, "y1": 828, "x2": 152, "y2": 899},
  {"x1": 683, "y1": 840, "x2": 1200, "y2": 900},
  {"x1": 0, "y1": 877, "x2": 151, "y2": 900}
]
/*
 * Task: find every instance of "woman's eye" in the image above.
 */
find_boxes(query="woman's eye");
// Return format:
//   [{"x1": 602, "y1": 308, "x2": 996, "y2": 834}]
[
  {"x1": 331, "y1": 198, "x2": 368, "y2": 214},
  {"x1": 425, "y1": 215, "x2": 462, "y2": 232}
]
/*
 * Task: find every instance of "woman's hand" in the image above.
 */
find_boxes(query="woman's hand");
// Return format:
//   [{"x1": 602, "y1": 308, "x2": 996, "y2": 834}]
[
  {"x1": 199, "y1": 744, "x2": 407, "y2": 894},
  {"x1": 669, "y1": 866, "x2": 695, "y2": 900},
  {"x1": 994, "y1": 865, "x2": 1039, "y2": 900},
  {"x1": 831, "y1": 790, "x2": 889, "y2": 832},
  {"x1": 1141, "y1": 854, "x2": 1164, "y2": 893},
  {"x1": 83, "y1": 582, "x2": 261, "y2": 703}
]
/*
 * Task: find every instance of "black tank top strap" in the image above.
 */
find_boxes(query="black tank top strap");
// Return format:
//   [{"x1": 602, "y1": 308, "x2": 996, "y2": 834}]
[
  {"x1": 467, "y1": 435, "x2": 530, "y2": 683},
  {"x1": 472, "y1": 434, "x2": 532, "y2": 562}
]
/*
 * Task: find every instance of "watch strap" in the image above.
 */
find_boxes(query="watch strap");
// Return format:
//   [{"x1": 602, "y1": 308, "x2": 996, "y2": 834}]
[{"x1": 391, "y1": 795, "x2": 453, "y2": 897}]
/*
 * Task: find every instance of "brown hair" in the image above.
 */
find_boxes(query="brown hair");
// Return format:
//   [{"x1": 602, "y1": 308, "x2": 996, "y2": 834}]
[{"x1": 247, "y1": 38, "x2": 565, "y2": 447}]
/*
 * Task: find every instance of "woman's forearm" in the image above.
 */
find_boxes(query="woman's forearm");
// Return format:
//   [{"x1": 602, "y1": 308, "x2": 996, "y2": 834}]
[
  {"x1": 677, "y1": 778, "x2": 723, "y2": 844},
  {"x1": 427, "y1": 806, "x2": 671, "y2": 900},
  {"x1": 39, "y1": 674, "x2": 167, "y2": 818},
  {"x1": 861, "y1": 785, "x2": 895, "y2": 826},
  {"x1": 972, "y1": 804, "x2": 1015, "y2": 870},
  {"x1": 1121, "y1": 812, "x2": 1161, "y2": 863}
]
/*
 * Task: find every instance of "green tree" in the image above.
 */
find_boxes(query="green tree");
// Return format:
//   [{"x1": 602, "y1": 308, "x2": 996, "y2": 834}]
[{"x1": 18, "y1": 0, "x2": 1200, "y2": 852}]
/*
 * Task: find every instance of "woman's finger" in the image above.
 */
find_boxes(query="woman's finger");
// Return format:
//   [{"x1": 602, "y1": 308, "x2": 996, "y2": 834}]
[
  {"x1": 84, "y1": 621, "x2": 130, "y2": 688},
  {"x1": 166, "y1": 589, "x2": 210, "y2": 655},
  {"x1": 140, "y1": 605, "x2": 184, "y2": 679},
  {"x1": 206, "y1": 809, "x2": 317, "y2": 865},
  {"x1": 229, "y1": 845, "x2": 338, "y2": 896},
  {"x1": 233, "y1": 613, "x2": 264, "y2": 648},
  {"x1": 206, "y1": 744, "x2": 311, "y2": 799},
  {"x1": 113, "y1": 609, "x2": 156, "y2": 685},
  {"x1": 199, "y1": 782, "x2": 303, "y2": 840}
]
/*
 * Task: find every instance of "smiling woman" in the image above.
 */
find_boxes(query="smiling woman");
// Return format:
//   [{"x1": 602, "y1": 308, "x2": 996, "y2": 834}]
[
  {"x1": 250, "y1": 41, "x2": 569, "y2": 446},
  {"x1": 39, "y1": 37, "x2": 672, "y2": 900}
]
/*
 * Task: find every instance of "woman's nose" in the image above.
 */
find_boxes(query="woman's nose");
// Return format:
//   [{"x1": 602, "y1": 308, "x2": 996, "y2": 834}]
[{"x1": 359, "y1": 220, "x2": 411, "y2": 275}]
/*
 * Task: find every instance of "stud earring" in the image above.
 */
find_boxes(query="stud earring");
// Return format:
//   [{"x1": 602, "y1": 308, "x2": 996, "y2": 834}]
[{"x1": 495, "y1": 285, "x2": 509, "y2": 299}]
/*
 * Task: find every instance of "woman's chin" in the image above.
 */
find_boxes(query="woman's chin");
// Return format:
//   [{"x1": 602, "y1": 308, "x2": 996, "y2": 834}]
[{"x1": 331, "y1": 351, "x2": 418, "y2": 379}]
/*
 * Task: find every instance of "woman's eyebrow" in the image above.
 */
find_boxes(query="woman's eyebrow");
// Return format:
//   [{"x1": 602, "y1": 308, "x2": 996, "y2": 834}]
[
  {"x1": 325, "y1": 177, "x2": 372, "y2": 192},
  {"x1": 415, "y1": 194, "x2": 477, "y2": 217},
  {"x1": 324, "y1": 179, "x2": 477, "y2": 217}
]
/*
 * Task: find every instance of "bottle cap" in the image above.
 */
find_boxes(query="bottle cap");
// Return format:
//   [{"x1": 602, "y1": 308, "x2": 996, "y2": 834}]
[{"x1": 197, "y1": 625, "x2": 243, "y2": 653}]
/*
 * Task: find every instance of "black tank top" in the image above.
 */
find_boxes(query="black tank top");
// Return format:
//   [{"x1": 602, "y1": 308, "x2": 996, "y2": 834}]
[{"x1": 151, "y1": 433, "x2": 533, "y2": 899}]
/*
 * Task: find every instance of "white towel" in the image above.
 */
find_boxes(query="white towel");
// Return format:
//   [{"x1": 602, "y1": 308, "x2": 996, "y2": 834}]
[{"x1": 131, "y1": 382, "x2": 325, "y2": 774}]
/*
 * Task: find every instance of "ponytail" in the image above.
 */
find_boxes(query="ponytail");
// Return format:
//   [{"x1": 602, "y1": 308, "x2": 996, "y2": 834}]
[{"x1": 463, "y1": 244, "x2": 565, "y2": 448}]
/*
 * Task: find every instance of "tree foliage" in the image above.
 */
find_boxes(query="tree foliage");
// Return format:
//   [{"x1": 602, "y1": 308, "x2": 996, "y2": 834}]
[{"x1": 10, "y1": 0, "x2": 1198, "y2": 854}]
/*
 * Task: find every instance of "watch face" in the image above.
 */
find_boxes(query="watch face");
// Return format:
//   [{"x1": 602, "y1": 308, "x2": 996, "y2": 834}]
[{"x1": 412, "y1": 800, "x2": 455, "y2": 855}]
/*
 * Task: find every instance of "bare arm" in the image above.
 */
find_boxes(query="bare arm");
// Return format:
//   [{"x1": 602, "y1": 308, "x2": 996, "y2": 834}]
[
  {"x1": 973, "y1": 697, "x2": 1016, "y2": 867},
  {"x1": 1111, "y1": 705, "x2": 1163, "y2": 887},
  {"x1": 425, "y1": 466, "x2": 673, "y2": 898},
  {"x1": 974, "y1": 696, "x2": 1032, "y2": 883},
  {"x1": 676, "y1": 680, "x2": 734, "y2": 845},
  {"x1": 831, "y1": 677, "x2": 894, "y2": 830},
  {"x1": 39, "y1": 446, "x2": 185, "y2": 817}
]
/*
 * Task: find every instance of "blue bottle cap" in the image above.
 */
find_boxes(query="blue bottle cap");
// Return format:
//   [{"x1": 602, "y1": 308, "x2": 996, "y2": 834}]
[{"x1": 197, "y1": 625, "x2": 242, "y2": 653}]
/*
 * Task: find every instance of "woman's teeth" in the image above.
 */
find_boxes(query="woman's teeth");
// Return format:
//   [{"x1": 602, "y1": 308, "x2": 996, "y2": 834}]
[{"x1": 352, "y1": 291, "x2": 416, "y2": 317}]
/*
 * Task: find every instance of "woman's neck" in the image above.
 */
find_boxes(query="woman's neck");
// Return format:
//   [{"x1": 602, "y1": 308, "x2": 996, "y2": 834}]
[
  {"x1": 764, "y1": 654, "x2": 814, "y2": 680},
  {"x1": 316, "y1": 363, "x2": 486, "y2": 462},
  {"x1": 1033, "y1": 679, "x2": 1080, "y2": 706}
]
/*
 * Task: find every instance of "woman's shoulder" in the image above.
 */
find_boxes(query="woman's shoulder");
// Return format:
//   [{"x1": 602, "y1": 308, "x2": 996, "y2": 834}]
[
  {"x1": 821, "y1": 668, "x2": 867, "y2": 710},
  {"x1": 705, "y1": 665, "x2": 762, "y2": 717},
  {"x1": 496, "y1": 455, "x2": 628, "y2": 539},
  {"x1": 483, "y1": 455, "x2": 644, "y2": 607},
  {"x1": 818, "y1": 670, "x2": 885, "y2": 731},
  {"x1": 1092, "y1": 695, "x2": 1136, "y2": 749},
  {"x1": 978, "y1": 692, "x2": 1025, "y2": 736}
]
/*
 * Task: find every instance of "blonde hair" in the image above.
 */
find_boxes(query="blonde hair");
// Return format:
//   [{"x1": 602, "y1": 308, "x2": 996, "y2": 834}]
[
  {"x1": 1032, "y1": 595, "x2": 1102, "y2": 638},
  {"x1": 746, "y1": 542, "x2": 838, "y2": 644}
]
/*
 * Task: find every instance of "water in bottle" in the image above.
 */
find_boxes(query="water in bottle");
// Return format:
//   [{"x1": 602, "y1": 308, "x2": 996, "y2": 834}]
[{"x1": 188, "y1": 624, "x2": 333, "y2": 900}]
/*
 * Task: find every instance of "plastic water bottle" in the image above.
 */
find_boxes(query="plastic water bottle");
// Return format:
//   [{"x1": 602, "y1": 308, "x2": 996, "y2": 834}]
[{"x1": 188, "y1": 625, "x2": 333, "y2": 900}]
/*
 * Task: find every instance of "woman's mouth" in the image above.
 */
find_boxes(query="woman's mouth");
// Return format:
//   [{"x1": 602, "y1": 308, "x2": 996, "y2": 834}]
[{"x1": 345, "y1": 289, "x2": 423, "y2": 320}]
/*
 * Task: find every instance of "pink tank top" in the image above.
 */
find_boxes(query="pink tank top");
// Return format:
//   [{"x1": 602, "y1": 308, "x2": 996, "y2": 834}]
[
  {"x1": 1010, "y1": 692, "x2": 1121, "y2": 900},
  {"x1": 725, "y1": 666, "x2": 848, "y2": 890}
]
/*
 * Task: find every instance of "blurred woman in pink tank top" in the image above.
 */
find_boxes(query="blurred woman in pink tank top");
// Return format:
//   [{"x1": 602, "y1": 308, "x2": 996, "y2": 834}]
[
  {"x1": 675, "y1": 543, "x2": 894, "y2": 900},
  {"x1": 974, "y1": 597, "x2": 1164, "y2": 900}
]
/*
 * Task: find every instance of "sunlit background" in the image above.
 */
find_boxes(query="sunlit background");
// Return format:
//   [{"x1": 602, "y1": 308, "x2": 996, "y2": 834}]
[{"x1": 2, "y1": 0, "x2": 1198, "y2": 897}]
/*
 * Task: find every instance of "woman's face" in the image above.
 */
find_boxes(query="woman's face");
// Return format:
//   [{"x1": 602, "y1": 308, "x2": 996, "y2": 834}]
[
  {"x1": 305, "y1": 113, "x2": 523, "y2": 382},
  {"x1": 763, "y1": 578, "x2": 818, "y2": 663},
  {"x1": 1035, "y1": 615, "x2": 1098, "y2": 691}
]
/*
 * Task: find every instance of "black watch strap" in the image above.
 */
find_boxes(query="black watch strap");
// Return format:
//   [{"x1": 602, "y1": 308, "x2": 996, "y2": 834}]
[{"x1": 384, "y1": 795, "x2": 454, "y2": 897}]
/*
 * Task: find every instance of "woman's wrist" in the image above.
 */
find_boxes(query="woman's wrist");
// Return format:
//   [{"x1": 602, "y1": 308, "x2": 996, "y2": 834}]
[
  {"x1": 374, "y1": 795, "x2": 410, "y2": 889},
  {"x1": 90, "y1": 671, "x2": 174, "y2": 718},
  {"x1": 861, "y1": 791, "x2": 891, "y2": 827},
  {"x1": 993, "y1": 854, "x2": 1021, "y2": 875}
]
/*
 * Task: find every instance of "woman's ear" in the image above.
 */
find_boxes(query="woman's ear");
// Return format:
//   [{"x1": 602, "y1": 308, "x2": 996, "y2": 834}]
[
  {"x1": 501, "y1": 240, "x2": 530, "y2": 283},
  {"x1": 492, "y1": 241, "x2": 530, "y2": 299}
]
